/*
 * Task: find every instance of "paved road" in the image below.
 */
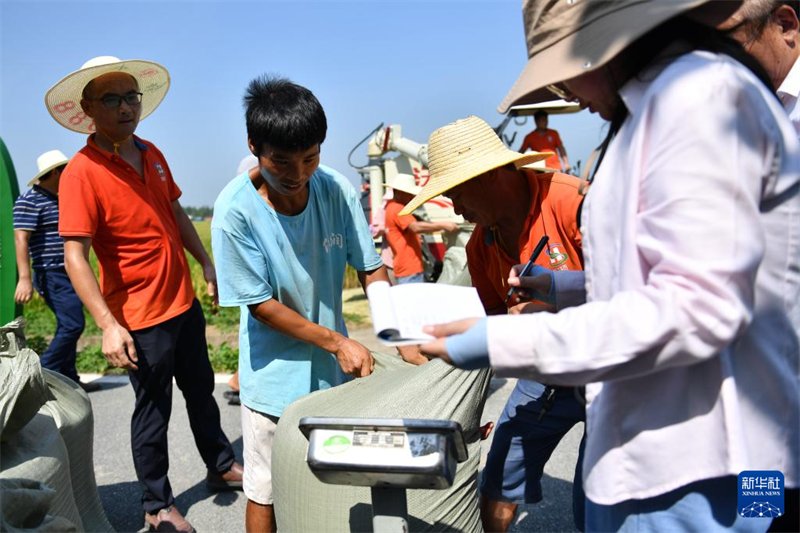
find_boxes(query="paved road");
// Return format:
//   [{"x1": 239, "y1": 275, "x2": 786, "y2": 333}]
[{"x1": 88, "y1": 328, "x2": 582, "y2": 532}]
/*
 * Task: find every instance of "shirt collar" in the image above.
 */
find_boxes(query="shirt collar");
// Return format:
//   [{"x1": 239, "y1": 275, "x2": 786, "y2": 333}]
[
  {"x1": 32, "y1": 184, "x2": 57, "y2": 200},
  {"x1": 87, "y1": 134, "x2": 149, "y2": 159},
  {"x1": 777, "y1": 56, "x2": 800, "y2": 102}
]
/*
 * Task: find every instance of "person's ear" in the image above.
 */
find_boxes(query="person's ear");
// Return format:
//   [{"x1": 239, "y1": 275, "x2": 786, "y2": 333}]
[
  {"x1": 775, "y1": 4, "x2": 800, "y2": 45},
  {"x1": 80, "y1": 98, "x2": 94, "y2": 118},
  {"x1": 247, "y1": 138, "x2": 259, "y2": 158}
]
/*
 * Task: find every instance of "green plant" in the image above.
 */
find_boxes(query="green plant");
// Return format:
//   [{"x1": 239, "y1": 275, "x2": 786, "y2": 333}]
[
  {"x1": 26, "y1": 334, "x2": 49, "y2": 356},
  {"x1": 207, "y1": 342, "x2": 239, "y2": 373},
  {"x1": 342, "y1": 312, "x2": 364, "y2": 325},
  {"x1": 75, "y1": 344, "x2": 125, "y2": 375}
]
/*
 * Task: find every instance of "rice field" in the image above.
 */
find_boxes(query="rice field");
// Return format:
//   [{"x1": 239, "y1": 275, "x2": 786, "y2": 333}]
[{"x1": 23, "y1": 220, "x2": 370, "y2": 373}]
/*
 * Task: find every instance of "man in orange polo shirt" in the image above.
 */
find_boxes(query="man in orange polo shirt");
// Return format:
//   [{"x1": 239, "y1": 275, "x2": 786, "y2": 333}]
[
  {"x1": 519, "y1": 110, "x2": 571, "y2": 173},
  {"x1": 401, "y1": 116, "x2": 587, "y2": 532},
  {"x1": 384, "y1": 174, "x2": 458, "y2": 284},
  {"x1": 46, "y1": 56, "x2": 241, "y2": 532}
]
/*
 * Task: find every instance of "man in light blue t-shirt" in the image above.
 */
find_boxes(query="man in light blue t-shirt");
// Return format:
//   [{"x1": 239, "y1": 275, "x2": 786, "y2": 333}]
[{"x1": 212, "y1": 76, "x2": 422, "y2": 533}]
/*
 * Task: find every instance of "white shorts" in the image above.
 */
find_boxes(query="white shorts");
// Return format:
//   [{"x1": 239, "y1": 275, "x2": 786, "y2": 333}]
[{"x1": 241, "y1": 404, "x2": 279, "y2": 505}]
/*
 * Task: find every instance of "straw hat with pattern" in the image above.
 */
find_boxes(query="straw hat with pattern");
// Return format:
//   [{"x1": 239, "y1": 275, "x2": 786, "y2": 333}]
[
  {"x1": 45, "y1": 56, "x2": 170, "y2": 134},
  {"x1": 498, "y1": 0, "x2": 740, "y2": 112},
  {"x1": 400, "y1": 116, "x2": 552, "y2": 215}
]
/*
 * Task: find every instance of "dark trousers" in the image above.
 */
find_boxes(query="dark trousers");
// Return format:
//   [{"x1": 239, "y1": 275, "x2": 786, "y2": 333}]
[
  {"x1": 33, "y1": 267, "x2": 85, "y2": 382},
  {"x1": 128, "y1": 299, "x2": 235, "y2": 514}
]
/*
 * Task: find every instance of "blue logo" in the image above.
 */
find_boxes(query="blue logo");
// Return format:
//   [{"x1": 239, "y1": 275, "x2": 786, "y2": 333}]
[{"x1": 738, "y1": 471, "x2": 784, "y2": 518}]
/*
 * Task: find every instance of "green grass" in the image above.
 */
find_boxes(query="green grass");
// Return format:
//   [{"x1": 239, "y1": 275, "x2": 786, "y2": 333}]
[
  {"x1": 23, "y1": 220, "x2": 367, "y2": 374},
  {"x1": 75, "y1": 344, "x2": 126, "y2": 375},
  {"x1": 207, "y1": 342, "x2": 240, "y2": 374}
]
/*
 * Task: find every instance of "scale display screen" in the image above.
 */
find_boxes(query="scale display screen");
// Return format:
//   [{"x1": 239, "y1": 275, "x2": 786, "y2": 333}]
[{"x1": 299, "y1": 417, "x2": 467, "y2": 489}]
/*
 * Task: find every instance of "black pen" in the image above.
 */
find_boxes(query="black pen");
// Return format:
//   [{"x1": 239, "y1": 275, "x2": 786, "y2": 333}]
[{"x1": 505, "y1": 235, "x2": 549, "y2": 303}]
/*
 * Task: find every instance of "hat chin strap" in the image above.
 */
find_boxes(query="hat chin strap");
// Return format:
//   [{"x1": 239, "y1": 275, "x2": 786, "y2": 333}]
[{"x1": 96, "y1": 129, "x2": 132, "y2": 155}]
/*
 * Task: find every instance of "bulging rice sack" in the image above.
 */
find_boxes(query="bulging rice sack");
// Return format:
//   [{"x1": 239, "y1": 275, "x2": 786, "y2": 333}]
[{"x1": 273, "y1": 352, "x2": 490, "y2": 532}]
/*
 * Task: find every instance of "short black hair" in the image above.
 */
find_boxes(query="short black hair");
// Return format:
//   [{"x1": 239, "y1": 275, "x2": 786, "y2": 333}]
[
  {"x1": 81, "y1": 74, "x2": 138, "y2": 100},
  {"x1": 40, "y1": 164, "x2": 67, "y2": 182},
  {"x1": 534, "y1": 110, "x2": 548, "y2": 119},
  {"x1": 244, "y1": 75, "x2": 327, "y2": 154}
]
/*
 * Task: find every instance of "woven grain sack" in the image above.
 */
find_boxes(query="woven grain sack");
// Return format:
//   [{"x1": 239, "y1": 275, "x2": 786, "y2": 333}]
[
  {"x1": 437, "y1": 227, "x2": 473, "y2": 287},
  {"x1": 0, "y1": 319, "x2": 51, "y2": 443},
  {"x1": 41, "y1": 370, "x2": 114, "y2": 532},
  {"x1": 0, "y1": 410, "x2": 84, "y2": 530},
  {"x1": 273, "y1": 352, "x2": 491, "y2": 532},
  {"x1": 0, "y1": 478, "x2": 78, "y2": 532}
]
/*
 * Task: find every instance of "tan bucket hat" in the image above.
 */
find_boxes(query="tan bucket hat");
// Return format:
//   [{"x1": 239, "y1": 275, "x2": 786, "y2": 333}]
[
  {"x1": 28, "y1": 150, "x2": 69, "y2": 186},
  {"x1": 498, "y1": 0, "x2": 738, "y2": 112},
  {"x1": 400, "y1": 116, "x2": 552, "y2": 215},
  {"x1": 45, "y1": 56, "x2": 170, "y2": 134},
  {"x1": 388, "y1": 173, "x2": 422, "y2": 195}
]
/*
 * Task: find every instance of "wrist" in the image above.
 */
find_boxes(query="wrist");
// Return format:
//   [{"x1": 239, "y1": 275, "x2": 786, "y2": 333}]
[
  {"x1": 97, "y1": 311, "x2": 120, "y2": 331},
  {"x1": 322, "y1": 330, "x2": 345, "y2": 354}
]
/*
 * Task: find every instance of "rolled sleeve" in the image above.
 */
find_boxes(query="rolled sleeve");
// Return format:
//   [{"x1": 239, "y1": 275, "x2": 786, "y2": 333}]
[
  {"x1": 212, "y1": 226, "x2": 273, "y2": 307},
  {"x1": 553, "y1": 270, "x2": 586, "y2": 310},
  {"x1": 344, "y1": 184, "x2": 383, "y2": 271},
  {"x1": 446, "y1": 318, "x2": 490, "y2": 370}
]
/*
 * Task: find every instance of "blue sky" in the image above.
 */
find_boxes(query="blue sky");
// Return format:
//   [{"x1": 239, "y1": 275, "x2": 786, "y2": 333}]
[{"x1": 0, "y1": 0, "x2": 605, "y2": 207}]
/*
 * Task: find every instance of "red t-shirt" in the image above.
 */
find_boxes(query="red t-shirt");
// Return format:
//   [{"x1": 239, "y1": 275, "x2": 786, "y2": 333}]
[
  {"x1": 59, "y1": 135, "x2": 195, "y2": 330},
  {"x1": 466, "y1": 171, "x2": 584, "y2": 311},
  {"x1": 384, "y1": 199, "x2": 424, "y2": 277},
  {"x1": 521, "y1": 129, "x2": 563, "y2": 170}
]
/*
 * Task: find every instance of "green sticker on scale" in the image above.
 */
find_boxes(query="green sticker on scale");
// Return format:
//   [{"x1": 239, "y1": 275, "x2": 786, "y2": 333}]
[{"x1": 323, "y1": 435, "x2": 352, "y2": 454}]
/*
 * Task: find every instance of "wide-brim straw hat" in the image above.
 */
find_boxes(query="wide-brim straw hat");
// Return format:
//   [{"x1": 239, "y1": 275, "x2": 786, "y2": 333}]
[
  {"x1": 521, "y1": 158, "x2": 561, "y2": 173},
  {"x1": 388, "y1": 173, "x2": 422, "y2": 195},
  {"x1": 498, "y1": 0, "x2": 741, "y2": 112},
  {"x1": 28, "y1": 150, "x2": 69, "y2": 186},
  {"x1": 45, "y1": 56, "x2": 170, "y2": 134},
  {"x1": 400, "y1": 115, "x2": 552, "y2": 215}
]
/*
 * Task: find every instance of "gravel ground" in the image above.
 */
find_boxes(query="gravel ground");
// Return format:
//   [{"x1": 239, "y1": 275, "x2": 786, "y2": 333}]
[{"x1": 87, "y1": 328, "x2": 582, "y2": 532}]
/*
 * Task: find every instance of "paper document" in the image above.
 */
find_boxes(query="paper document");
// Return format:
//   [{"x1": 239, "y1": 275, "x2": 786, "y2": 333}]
[{"x1": 366, "y1": 281, "x2": 486, "y2": 346}]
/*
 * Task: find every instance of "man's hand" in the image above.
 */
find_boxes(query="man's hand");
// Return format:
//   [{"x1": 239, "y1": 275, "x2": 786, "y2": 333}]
[
  {"x1": 102, "y1": 322, "x2": 139, "y2": 371},
  {"x1": 202, "y1": 261, "x2": 219, "y2": 306},
  {"x1": 439, "y1": 222, "x2": 460, "y2": 233},
  {"x1": 14, "y1": 279, "x2": 34, "y2": 304},
  {"x1": 396, "y1": 345, "x2": 428, "y2": 365},
  {"x1": 507, "y1": 264, "x2": 553, "y2": 303},
  {"x1": 419, "y1": 318, "x2": 481, "y2": 363},
  {"x1": 334, "y1": 337, "x2": 375, "y2": 377}
]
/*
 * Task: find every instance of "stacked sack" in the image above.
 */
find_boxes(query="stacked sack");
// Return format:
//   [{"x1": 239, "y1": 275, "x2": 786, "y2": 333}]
[{"x1": 0, "y1": 318, "x2": 114, "y2": 532}]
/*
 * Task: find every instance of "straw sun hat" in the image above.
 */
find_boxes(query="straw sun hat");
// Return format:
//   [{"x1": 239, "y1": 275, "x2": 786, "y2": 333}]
[
  {"x1": 45, "y1": 56, "x2": 170, "y2": 134},
  {"x1": 522, "y1": 158, "x2": 561, "y2": 174},
  {"x1": 388, "y1": 174, "x2": 422, "y2": 196},
  {"x1": 28, "y1": 150, "x2": 69, "y2": 187},
  {"x1": 498, "y1": 0, "x2": 741, "y2": 112},
  {"x1": 400, "y1": 116, "x2": 552, "y2": 215}
]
